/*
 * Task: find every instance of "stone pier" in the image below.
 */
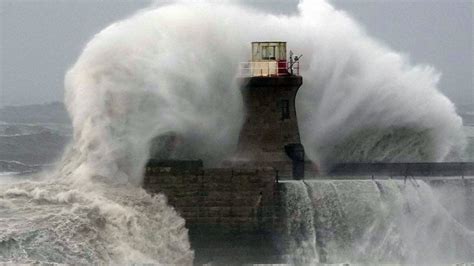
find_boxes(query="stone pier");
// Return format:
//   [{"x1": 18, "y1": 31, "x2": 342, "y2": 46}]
[{"x1": 143, "y1": 163, "x2": 284, "y2": 264}]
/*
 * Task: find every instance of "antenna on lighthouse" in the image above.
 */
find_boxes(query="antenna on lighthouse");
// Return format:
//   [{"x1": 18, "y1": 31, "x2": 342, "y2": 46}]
[{"x1": 288, "y1": 50, "x2": 303, "y2": 75}]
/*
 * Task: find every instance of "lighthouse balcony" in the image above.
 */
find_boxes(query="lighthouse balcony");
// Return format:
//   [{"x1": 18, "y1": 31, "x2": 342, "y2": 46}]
[{"x1": 239, "y1": 60, "x2": 300, "y2": 77}]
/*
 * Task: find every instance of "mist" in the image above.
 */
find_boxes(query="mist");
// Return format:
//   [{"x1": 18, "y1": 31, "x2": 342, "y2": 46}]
[
  {"x1": 63, "y1": 0, "x2": 465, "y2": 185},
  {"x1": 0, "y1": 0, "x2": 469, "y2": 264}
]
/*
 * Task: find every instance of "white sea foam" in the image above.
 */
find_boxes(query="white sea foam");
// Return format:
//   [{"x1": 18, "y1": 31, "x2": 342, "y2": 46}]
[
  {"x1": 0, "y1": 0, "x2": 467, "y2": 264},
  {"x1": 281, "y1": 179, "x2": 474, "y2": 263}
]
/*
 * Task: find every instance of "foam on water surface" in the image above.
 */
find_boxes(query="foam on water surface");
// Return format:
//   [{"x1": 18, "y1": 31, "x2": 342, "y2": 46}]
[
  {"x1": 0, "y1": 0, "x2": 468, "y2": 263},
  {"x1": 280, "y1": 179, "x2": 474, "y2": 264}
]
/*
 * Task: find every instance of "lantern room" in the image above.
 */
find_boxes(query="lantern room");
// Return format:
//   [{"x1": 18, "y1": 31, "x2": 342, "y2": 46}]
[
  {"x1": 240, "y1": 41, "x2": 300, "y2": 77},
  {"x1": 251, "y1": 42, "x2": 286, "y2": 61}
]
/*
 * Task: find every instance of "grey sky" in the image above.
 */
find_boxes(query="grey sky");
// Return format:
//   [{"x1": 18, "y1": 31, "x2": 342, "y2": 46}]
[{"x1": 1, "y1": 0, "x2": 472, "y2": 109}]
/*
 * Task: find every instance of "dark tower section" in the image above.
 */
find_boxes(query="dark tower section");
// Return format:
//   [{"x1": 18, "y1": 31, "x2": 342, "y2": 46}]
[
  {"x1": 232, "y1": 42, "x2": 306, "y2": 179},
  {"x1": 235, "y1": 75, "x2": 305, "y2": 178}
]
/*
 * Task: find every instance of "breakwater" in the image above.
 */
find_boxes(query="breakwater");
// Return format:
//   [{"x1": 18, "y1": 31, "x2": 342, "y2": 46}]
[
  {"x1": 329, "y1": 162, "x2": 474, "y2": 177},
  {"x1": 143, "y1": 164, "x2": 280, "y2": 264},
  {"x1": 144, "y1": 162, "x2": 474, "y2": 264}
]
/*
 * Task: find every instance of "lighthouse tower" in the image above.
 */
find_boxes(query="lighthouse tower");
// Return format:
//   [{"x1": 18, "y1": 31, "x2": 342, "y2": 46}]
[{"x1": 235, "y1": 42, "x2": 305, "y2": 179}]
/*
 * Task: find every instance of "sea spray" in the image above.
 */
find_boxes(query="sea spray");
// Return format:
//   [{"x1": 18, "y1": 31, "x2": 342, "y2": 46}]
[
  {"x1": 64, "y1": 0, "x2": 465, "y2": 173},
  {"x1": 291, "y1": 1, "x2": 466, "y2": 165},
  {"x1": 0, "y1": 181, "x2": 193, "y2": 264},
  {"x1": 280, "y1": 179, "x2": 474, "y2": 264},
  {"x1": 279, "y1": 181, "x2": 319, "y2": 264},
  {"x1": 0, "y1": 0, "x2": 468, "y2": 263}
]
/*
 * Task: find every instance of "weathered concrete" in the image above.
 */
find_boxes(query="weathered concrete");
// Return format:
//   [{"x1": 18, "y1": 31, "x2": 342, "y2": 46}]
[
  {"x1": 144, "y1": 163, "x2": 285, "y2": 264},
  {"x1": 144, "y1": 165, "x2": 278, "y2": 233}
]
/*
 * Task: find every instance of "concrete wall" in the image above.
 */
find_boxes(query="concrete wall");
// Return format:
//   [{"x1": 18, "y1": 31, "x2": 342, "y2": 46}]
[
  {"x1": 144, "y1": 166, "x2": 277, "y2": 233},
  {"x1": 328, "y1": 162, "x2": 474, "y2": 177},
  {"x1": 144, "y1": 166, "x2": 284, "y2": 264},
  {"x1": 143, "y1": 164, "x2": 474, "y2": 263}
]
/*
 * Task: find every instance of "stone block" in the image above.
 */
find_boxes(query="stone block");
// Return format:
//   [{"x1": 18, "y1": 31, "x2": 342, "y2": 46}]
[
  {"x1": 232, "y1": 181, "x2": 261, "y2": 191},
  {"x1": 233, "y1": 217, "x2": 256, "y2": 224},
  {"x1": 201, "y1": 201, "x2": 232, "y2": 207},
  {"x1": 154, "y1": 174, "x2": 179, "y2": 184},
  {"x1": 203, "y1": 182, "x2": 233, "y2": 191},
  {"x1": 182, "y1": 174, "x2": 202, "y2": 184},
  {"x1": 205, "y1": 207, "x2": 231, "y2": 217},
  {"x1": 233, "y1": 168, "x2": 258, "y2": 175},
  {"x1": 178, "y1": 207, "x2": 199, "y2": 218},
  {"x1": 248, "y1": 175, "x2": 262, "y2": 183},
  {"x1": 174, "y1": 190, "x2": 200, "y2": 198},
  {"x1": 200, "y1": 207, "x2": 224, "y2": 218},
  {"x1": 205, "y1": 191, "x2": 232, "y2": 200},
  {"x1": 175, "y1": 197, "x2": 200, "y2": 207},
  {"x1": 231, "y1": 198, "x2": 257, "y2": 206},
  {"x1": 197, "y1": 217, "x2": 220, "y2": 225},
  {"x1": 203, "y1": 172, "x2": 233, "y2": 183},
  {"x1": 184, "y1": 217, "x2": 199, "y2": 225},
  {"x1": 231, "y1": 207, "x2": 255, "y2": 217}
]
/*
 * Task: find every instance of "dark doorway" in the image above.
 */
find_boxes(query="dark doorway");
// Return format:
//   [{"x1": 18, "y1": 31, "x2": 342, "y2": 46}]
[{"x1": 285, "y1": 143, "x2": 305, "y2": 179}]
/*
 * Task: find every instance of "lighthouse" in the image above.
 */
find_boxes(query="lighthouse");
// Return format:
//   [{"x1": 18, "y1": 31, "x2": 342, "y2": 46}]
[
  {"x1": 235, "y1": 42, "x2": 305, "y2": 179},
  {"x1": 144, "y1": 42, "x2": 308, "y2": 260}
]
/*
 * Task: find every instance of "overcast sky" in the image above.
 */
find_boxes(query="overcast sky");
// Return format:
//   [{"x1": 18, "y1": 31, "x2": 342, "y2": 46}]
[{"x1": 0, "y1": 0, "x2": 472, "y2": 110}]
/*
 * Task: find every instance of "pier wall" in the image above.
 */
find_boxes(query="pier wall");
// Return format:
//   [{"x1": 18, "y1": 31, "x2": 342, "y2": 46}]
[
  {"x1": 144, "y1": 166, "x2": 277, "y2": 232},
  {"x1": 143, "y1": 161, "x2": 474, "y2": 263},
  {"x1": 143, "y1": 165, "x2": 282, "y2": 263},
  {"x1": 329, "y1": 162, "x2": 474, "y2": 177}
]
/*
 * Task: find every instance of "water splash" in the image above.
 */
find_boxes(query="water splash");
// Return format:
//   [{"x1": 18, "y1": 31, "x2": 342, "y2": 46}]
[
  {"x1": 281, "y1": 179, "x2": 474, "y2": 264},
  {"x1": 0, "y1": 0, "x2": 468, "y2": 263},
  {"x1": 0, "y1": 179, "x2": 193, "y2": 264},
  {"x1": 64, "y1": 0, "x2": 465, "y2": 175}
]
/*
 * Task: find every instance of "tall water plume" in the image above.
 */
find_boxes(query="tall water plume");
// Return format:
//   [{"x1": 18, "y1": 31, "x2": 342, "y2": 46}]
[
  {"x1": 61, "y1": 0, "x2": 465, "y2": 186},
  {"x1": 65, "y1": 0, "x2": 465, "y2": 178},
  {"x1": 0, "y1": 0, "x2": 468, "y2": 263}
]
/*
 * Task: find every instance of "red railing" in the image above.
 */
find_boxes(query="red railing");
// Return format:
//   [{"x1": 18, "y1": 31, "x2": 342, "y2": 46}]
[{"x1": 239, "y1": 61, "x2": 299, "y2": 77}]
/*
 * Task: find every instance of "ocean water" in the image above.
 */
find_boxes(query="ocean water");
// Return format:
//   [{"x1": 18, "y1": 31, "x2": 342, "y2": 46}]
[
  {"x1": 0, "y1": 122, "x2": 193, "y2": 263},
  {"x1": 280, "y1": 179, "x2": 474, "y2": 264},
  {"x1": 0, "y1": 123, "x2": 70, "y2": 174},
  {"x1": 0, "y1": 0, "x2": 470, "y2": 263},
  {"x1": 0, "y1": 177, "x2": 193, "y2": 264}
]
